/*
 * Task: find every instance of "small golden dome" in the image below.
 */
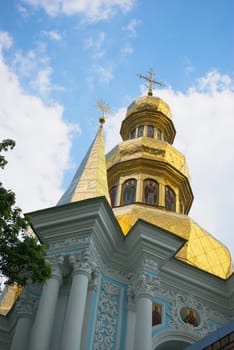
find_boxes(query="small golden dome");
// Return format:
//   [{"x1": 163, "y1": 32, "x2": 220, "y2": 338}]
[
  {"x1": 113, "y1": 204, "x2": 233, "y2": 280},
  {"x1": 120, "y1": 95, "x2": 175, "y2": 143},
  {"x1": 126, "y1": 95, "x2": 172, "y2": 120}
]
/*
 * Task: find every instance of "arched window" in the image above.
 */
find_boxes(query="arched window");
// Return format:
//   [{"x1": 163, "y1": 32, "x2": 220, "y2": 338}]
[
  {"x1": 147, "y1": 125, "x2": 154, "y2": 138},
  {"x1": 157, "y1": 128, "x2": 162, "y2": 140},
  {"x1": 165, "y1": 186, "x2": 176, "y2": 211},
  {"x1": 137, "y1": 125, "x2": 144, "y2": 137},
  {"x1": 109, "y1": 186, "x2": 117, "y2": 207},
  {"x1": 121, "y1": 179, "x2": 136, "y2": 205},
  {"x1": 130, "y1": 129, "x2": 136, "y2": 139},
  {"x1": 143, "y1": 179, "x2": 158, "y2": 205}
]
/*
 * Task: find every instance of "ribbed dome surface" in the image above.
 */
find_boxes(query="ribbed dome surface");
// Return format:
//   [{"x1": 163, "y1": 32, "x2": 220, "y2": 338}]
[
  {"x1": 126, "y1": 95, "x2": 172, "y2": 119},
  {"x1": 113, "y1": 204, "x2": 233, "y2": 279}
]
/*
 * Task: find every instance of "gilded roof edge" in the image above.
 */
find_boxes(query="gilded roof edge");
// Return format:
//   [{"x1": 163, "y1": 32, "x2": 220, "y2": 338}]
[{"x1": 113, "y1": 205, "x2": 233, "y2": 280}]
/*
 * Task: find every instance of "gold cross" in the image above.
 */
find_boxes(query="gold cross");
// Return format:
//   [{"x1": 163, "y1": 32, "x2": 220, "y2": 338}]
[
  {"x1": 137, "y1": 68, "x2": 165, "y2": 96},
  {"x1": 96, "y1": 100, "x2": 110, "y2": 125}
]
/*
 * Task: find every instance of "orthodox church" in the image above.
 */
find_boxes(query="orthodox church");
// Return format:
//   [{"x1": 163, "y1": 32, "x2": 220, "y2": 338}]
[{"x1": 0, "y1": 71, "x2": 233, "y2": 350}]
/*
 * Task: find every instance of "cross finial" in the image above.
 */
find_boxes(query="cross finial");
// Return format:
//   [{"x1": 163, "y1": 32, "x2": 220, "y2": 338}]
[
  {"x1": 137, "y1": 68, "x2": 165, "y2": 96},
  {"x1": 96, "y1": 100, "x2": 110, "y2": 125}
]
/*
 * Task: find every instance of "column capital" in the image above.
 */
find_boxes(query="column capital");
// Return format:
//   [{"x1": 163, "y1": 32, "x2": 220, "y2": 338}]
[
  {"x1": 46, "y1": 255, "x2": 64, "y2": 284},
  {"x1": 15, "y1": 292, "x2": 38, "y2": 320},
  {"x1": 134, "y1": 272, "x2": 159, "y2": 301},
  {"x1": 69, "y1": 250, "x2": 97, "y2": 278}
]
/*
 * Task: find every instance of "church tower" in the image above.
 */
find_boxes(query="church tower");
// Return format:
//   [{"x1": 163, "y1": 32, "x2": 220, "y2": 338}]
[
  {"x1": 2, "y1": 71, "x2": 234, "y2": 350},
  {"x1": 106, "y1": 70, "x2": 231, "y2": 280}
]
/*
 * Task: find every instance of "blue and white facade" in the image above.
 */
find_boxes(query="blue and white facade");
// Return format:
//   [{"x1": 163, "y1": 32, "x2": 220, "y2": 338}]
[{"x1": 2, "y1": 197, "x2": 232, "y2": 350}]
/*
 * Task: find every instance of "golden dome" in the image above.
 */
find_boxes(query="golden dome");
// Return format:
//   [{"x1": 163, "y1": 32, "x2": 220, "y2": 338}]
[
  {"x1": 120, "y1": 95, "x2": 175, "y2": 144},
  {"x1": 113, "y1": 204, "x2": 233, "y2": 280},
  {"x1": 125, "y1": 95, "x2": 172, "y2": 120}
]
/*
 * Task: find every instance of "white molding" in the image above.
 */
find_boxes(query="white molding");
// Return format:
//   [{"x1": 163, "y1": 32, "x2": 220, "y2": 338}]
[{"x1": 153, "y1": 329, "x2": 198, "y2": 349}]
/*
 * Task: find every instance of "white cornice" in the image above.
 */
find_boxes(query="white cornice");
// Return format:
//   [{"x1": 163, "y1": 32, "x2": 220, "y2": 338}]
[{"x1": 27, "y1": 197, "x2": 233, "y2": 311}]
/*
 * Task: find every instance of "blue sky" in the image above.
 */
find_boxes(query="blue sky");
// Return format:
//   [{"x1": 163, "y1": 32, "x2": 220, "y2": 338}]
[{"x1": 0, "y1": 0, "x2": 234, "y2": 259}]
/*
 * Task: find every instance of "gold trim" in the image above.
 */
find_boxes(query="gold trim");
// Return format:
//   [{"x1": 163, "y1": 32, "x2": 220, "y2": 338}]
[{"x1": 0, "y1": 284, "x2": 22, "y2": 316}]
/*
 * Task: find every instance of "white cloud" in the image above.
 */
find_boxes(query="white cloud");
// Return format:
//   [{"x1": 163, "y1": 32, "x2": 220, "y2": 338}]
[
  {"x1": 87, "y1": 64, "x2": 113, "y2": 89},
  {"x1": 0, "y1": 31, "x2": 80, "y2": 212},
  {"x1": 122, "y1": 18, "x2": 141, "y2": 37},
  {"x1": 0, "y1": 32, "x2": 13, "y2": 51},
  {"x1": 17, "y1": 3, "x2": 30, "y2": 18},
  {"x1": 21, "y1": 0, "x2": 135, "y2": 21},
  {"x1": 13, "y1": 50, "x2": 37, "y2": 77},
  {"x1": 84, "y1": 32, "x2": 106, "y2": 58},
  {"x1": 30, "y1": 66, "x2": 53, "y2": 95},
  {"x1": 183, "y1": 56, "x2": 195, "y2": 75},
  {"x1": 42, "y1": 30, "x2": 62, "y2": 41},
  {"x1": 95, "y1": 64, "x2": 113, "y2": 83},
  {"x1": 105, "y1": 71, "x2": 234, "y2": 259},
  {"x1": 105, "y1": 110, "x2": 122, "y2": 147},
  {"x1": 120, "y1": 45, "x2": 134, "y2": 56},
  {"x1": 195, "y1": 70, "x2": 233, "y2": 94},
  {"x1": 13, "y1": 43, "x2": 63, "y2": 97}
]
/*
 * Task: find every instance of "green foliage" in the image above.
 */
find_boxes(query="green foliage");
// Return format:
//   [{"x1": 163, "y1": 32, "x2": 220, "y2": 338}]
[
  {"x1": 0, "y1": 139, "x2": 51, "y2": 286},
  {"x1": 0, "y1": 139, "x2": 15, "y2": 169}
]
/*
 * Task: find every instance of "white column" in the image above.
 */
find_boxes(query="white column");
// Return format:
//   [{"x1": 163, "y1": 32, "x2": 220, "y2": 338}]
[
  {"x1": 133, "y1": 273, "x2": 159, "y2": 350},
  {"x1": 124, "y1": 288, "x2": 136, "y2": 350},
  {"x1": 29, "y1": 255, "x2": 64, "y2": 350},
  {"x1": 11, "y1": 317, "x2": 31, "y2": 350},
  {"x1": 10, "y1": 293, "x2": 37, "y2": 350},
  {"x1": 134, "y1": 295, "x2": 152, "y2": 350},
  {"x1": 81, "y1": 268, "x2": 99, "y2": 350},
  {"x1": 60, "y1": 251, "x2": 95, "y2": 350}
]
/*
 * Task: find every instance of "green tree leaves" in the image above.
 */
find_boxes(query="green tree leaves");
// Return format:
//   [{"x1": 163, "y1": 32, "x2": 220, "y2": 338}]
[{"x1": 0, "y1": 139, "x2": 51, "y2": 286}]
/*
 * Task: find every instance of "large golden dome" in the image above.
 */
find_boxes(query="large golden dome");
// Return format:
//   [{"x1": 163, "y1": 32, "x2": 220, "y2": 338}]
[{"x1": 113, "y1": 204, "x2": 233, "y2": 280}]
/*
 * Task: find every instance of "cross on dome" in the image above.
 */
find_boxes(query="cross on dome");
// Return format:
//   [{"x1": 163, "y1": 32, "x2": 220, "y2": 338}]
[{"x1": 137, "y1": 68, "x2": 165, "y2": 96}]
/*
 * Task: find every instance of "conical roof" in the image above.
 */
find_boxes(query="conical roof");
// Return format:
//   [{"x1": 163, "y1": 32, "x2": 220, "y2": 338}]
[{"x1": 57, "y1": 121, "x2": 110, "y2": 206}]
